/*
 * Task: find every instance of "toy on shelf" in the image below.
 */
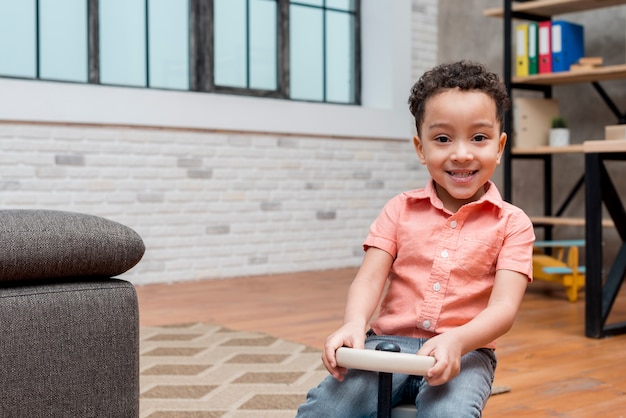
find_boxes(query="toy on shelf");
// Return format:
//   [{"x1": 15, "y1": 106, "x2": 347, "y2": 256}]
[{"x1": 533, "y1": 239, "x2": 585, "y2": 302}]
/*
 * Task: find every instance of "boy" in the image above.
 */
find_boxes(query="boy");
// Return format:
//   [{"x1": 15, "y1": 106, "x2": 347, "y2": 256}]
[{"x1": 295, "y1": 61, "x2": 535, "y2": 417}]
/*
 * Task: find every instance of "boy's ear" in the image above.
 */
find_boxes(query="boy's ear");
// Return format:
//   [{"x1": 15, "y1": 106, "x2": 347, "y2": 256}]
[
  {"x1": 496, "y1": 132, "x2": 507, "y2": 164},
  {"x1": 413, "y1": 135, "x2": 427, "y2": 165}
]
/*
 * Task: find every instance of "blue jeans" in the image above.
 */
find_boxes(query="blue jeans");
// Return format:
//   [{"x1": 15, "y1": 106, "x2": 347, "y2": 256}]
[{"x1": 295, "y1": 334, "x2": 497, "y2": 418}]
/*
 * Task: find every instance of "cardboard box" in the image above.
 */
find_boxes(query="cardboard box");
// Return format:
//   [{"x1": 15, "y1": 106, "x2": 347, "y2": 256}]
[
  {"x1": 605, "y1": 124, "x2": 626, "y2": 140},
  {"x1": 578, "y1": 56, "x2": 603, "y2": 66},
  {"x1": 513, "y1": 98, "x2": 560, "y2": 149}
]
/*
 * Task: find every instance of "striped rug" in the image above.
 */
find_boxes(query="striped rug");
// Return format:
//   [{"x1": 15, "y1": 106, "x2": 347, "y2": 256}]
[
  {"x1": 140, "y1": 323, "x2": 325, "y2": 418},
  {"x1": 139, "y1": 323, "x2": 510, "y2": 417}
]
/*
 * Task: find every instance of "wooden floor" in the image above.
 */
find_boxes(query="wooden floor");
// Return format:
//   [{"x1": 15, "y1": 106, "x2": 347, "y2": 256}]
[{"x1": 136, "y1": 267, "x2": 626, "y2": 417}]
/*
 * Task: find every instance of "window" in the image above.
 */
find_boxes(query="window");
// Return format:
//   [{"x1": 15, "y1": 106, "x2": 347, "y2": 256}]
[
  {"x1": 99, "y1": 0, "x2": 146, "y2": 86},
  {"x1": 290, "y1": 0, "x2": 357, "y2": 103},
  {"x1": 99, "y1": 0, "x2": 189, "y2": 88},
  {"x1": 0, "y1": 0, "x2": 359, "y2": 104},
  {"x1": 0, "y1": 1, "x2": 37, "y2": 78},
  {"x1": 290, "y1": 4, "x2": 323, "y2": 101},
  {"x1": 149, "y1": 0, "x2": 189, "y2": 89},
  {"x1": 40, "y1": 0, "x2": 88, "y2": 82},
  {"x1": 214, "y1": 0, "x2": 277, "y2": 91}
]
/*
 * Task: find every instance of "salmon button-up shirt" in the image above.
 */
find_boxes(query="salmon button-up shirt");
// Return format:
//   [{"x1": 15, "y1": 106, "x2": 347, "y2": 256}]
[{"x1": 367, "y1": 180, "x2": 535, "y2": 349}]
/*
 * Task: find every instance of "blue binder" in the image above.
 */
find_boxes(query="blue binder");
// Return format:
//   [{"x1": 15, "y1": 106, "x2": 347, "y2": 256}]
[{"x1": 551, "y1": 20, "x2": 584, "y2": 72}]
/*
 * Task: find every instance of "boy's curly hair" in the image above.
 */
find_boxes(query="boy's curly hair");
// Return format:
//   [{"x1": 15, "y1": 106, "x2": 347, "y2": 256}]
[{"x1": 408, "y1": 60, "x2": 510, "y2": 136}]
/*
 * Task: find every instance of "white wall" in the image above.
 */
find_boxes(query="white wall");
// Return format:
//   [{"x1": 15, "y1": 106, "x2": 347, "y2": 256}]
[{"x1": 0, "y1": 0, "x2": 438, "y2": 284}]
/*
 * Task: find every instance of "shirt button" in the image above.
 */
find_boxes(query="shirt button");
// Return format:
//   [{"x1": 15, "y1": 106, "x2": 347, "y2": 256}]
[
  {"x1": 422, "y1": 320, "x2": 431, "y2": 329},
  {"x1": 450, "y1": 220, "x2": 458, "y2": 229},
  {"x1": 441, "y1": 249, "x2": 448, "y2": 258},
  {"x1": 433, "y1": 282, "x2": 441, "y2": 292}
]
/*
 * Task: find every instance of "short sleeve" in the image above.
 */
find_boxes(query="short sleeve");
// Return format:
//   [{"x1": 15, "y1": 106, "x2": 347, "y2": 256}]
[
  {"x1": 363, "y1": 194, "x2": 405, "y2": 258},
  {"x1": 496, "y1": 208, "x2": 536, "y2": 281}
]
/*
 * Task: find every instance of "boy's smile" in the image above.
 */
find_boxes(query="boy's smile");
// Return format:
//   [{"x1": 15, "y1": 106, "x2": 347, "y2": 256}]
[{"x1": 413, "y1": 88, "x2": 507, "y2": 212}]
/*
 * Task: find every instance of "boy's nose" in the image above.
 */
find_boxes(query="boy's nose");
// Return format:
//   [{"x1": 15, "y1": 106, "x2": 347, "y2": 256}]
[{"x1": 451, "y1": 142, "x2": 473, "y2": 161}]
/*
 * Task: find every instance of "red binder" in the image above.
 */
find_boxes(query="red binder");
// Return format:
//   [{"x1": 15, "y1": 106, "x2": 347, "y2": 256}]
[{"x1": 538, "y1": 21, "x2": 552, "y2": 73}]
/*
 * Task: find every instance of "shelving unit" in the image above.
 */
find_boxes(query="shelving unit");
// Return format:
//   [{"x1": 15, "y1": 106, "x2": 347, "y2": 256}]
[
  {"x1": 485, "y1": 0, "x2": 626, "y2": 337},
  {"x1": 484, "y1": 0, "x2": 626, "y2": 18},
  {"x1": 485, "y1": 0, "x2": 626, "y2": 203}
]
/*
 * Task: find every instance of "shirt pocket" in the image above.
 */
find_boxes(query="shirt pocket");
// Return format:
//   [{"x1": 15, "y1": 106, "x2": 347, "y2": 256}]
[{"x1": 458, "y1": 232, "x2": 502, "y2": 277}]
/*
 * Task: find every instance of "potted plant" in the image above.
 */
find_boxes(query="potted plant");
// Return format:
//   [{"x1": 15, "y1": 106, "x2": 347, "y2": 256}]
[{"x1": 549, "y1": 116, "x2": 570, "y2": 147}]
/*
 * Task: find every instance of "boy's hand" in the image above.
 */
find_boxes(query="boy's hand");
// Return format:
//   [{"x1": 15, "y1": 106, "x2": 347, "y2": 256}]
[
  {"x1": 321, "y1": 322, "x2": 366, "y2": 381},
  {"x1": 416, "y1": 333, "x2": 462, "y2": 386}
]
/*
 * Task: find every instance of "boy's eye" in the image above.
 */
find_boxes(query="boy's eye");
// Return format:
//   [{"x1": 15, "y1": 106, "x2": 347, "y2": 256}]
[
  {"x1": 473, "y1": 134, "x2": 487, "y2": 142},
  {"x1": 435, "y1": 135, "x2": 450, "y2": 143}
]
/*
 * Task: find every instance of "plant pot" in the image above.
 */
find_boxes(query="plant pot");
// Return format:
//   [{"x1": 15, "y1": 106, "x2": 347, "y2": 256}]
[{"x1": 549, "y1": 128, "x2": 570, "y2": 147}]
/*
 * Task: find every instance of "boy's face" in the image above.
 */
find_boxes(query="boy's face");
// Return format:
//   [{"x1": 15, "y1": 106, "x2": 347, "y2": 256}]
[{"x1": 413, "y1": 88, "x2": 506, "y2": 212}]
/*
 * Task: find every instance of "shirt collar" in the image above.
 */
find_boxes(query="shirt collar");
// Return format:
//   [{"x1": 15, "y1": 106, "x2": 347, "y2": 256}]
[{"x1": 405, "y1": 179, "x2": 504, "y2": 214}]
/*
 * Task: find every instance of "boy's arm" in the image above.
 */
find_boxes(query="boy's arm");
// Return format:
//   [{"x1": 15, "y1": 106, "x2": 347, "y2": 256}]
[
  {"x1": 322, "y1": 247, "x2": 393, "y2": 381},
  {"x1": 417, "y1": 269, "x2": 528, "y2": 386}
]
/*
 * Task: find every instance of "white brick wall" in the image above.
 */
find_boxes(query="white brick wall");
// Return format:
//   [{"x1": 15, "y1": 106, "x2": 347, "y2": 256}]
[
  {"x1": 0, "y1": 123, "x2": 430, "y2": 284},
  {"x1": 0, "y1": 2, "x2": 438, "y2": 285}
]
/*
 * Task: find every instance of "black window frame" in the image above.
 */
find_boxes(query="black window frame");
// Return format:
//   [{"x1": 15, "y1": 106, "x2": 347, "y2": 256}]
[{"x1": 10, "y1": 0, "x2": 361, "y2": 104}]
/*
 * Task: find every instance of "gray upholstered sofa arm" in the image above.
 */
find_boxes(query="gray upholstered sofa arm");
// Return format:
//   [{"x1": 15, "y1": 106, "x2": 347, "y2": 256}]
[
  {"x1": 0, "y1": 209, "x2": 145, "y2": 282},
  {"x1": 0, "y1": 210, "x2": 144, "y2": 418}
]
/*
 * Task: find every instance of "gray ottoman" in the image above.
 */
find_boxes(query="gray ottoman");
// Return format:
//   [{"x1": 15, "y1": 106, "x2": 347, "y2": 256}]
[{"x1": 0, "y1": 210, "x2": 145, "y2": 418}]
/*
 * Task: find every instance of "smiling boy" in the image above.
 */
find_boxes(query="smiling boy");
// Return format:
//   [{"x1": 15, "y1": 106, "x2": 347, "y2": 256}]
[{"x1": 296, "y1": 61, "x2": 535, "y2": 417}]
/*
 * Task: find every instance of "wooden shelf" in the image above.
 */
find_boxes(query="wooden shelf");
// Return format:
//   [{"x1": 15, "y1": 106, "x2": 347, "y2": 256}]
[
  {"x1": 512, "y1": 141, "x2": 626, "y2": 155},
  {"x1": 512, "y1": 144, "x2": 584, "y2": 155},
  {"x1": 584, "y1": 139, "x2": 626, "y2": 152},
  {"x1": 512, "y1": 63, "x2": 626, "y2": 85},
  {"x1": 531, "y1": 216, "x2": 615, "y2": 228},
  {"x1": 484, "y1": 0, "x2": 626, "y2": 18}
]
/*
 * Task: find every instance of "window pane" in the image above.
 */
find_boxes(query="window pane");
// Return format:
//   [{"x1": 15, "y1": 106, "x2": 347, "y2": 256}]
[
  {"x1": 214, "y1": 0, "x2": 246, "y2": 88},
  {"x1": 326, "y1": 10, "x2": 354, "y2": 103},
  {"x1": 290, "y1": 5, "x2": 323, "y2": 101},
  {"x1": 250, "y1": 0, "x2": 277, "y2": 90},
  {"x1": 99, "y1": 0, "x2": 146, "y2": 87},
  {"x1": 148, "y1": 0, "x2": 189, "y2": 89},
  {"x1": 0, "y1": 1, "x2": 36, "y2": 78},
  {"x1": 39, "y1": 0, "x2": 87, "y2": 82},
  {"x1": 326, "y1": 0, "x2": 356, "y2": 11}
]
